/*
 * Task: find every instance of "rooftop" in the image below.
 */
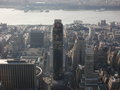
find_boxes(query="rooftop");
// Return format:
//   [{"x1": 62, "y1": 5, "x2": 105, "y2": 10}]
[
  {"x1": 0, "y1": 59, "x2": 35, "y2": 64},
  {"x1": 22, "y1": 48, "x2": 45, "y2": 56}
]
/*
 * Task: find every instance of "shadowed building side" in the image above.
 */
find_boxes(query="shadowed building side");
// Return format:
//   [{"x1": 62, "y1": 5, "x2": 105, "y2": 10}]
[{"x1": 53, "y1": 19, "x2": 63, "y2": 80}]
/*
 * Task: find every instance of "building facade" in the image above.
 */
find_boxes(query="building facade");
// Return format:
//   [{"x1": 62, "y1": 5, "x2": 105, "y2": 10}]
[
  {"x1": 30, "y1": 30, "x2": 44, "y2": 48},
  {"x1": 0, "y1": 60, "x2": 36, "y2": 90},
  {"x1": 53, "y1": 19, "x2": 63, "y2": 80}
]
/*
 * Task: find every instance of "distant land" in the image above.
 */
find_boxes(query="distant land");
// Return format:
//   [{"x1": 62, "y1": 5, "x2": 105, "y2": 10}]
[{"x1": 0, "y1": 0, "x2": 120, "y2": 10}]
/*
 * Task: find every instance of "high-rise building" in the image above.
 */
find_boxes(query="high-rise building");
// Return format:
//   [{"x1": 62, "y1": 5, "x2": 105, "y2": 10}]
[
  {"x1": 0, "y1": 59, "x2": 36, "y2": 90},
  {"x1": 84, "y1": 43, "x2": 94, "y2": 78},
  {"x1": 0, "y1": 23, "x2": 8, "y2": 32},
  {"x1": 101, "y1": 20, "x2": 107, "y2": 26},
  {"x1": 71, "y1": 36, "x2": 85, "y2": 70},
  {"x1": 30, "y1": 30, "x2": 44, "y2": 48},
  {"x1": 53, "y1": 19, "x2": 63, "y2": 80},
  {"x1": 79, "y1": 42, "x2": 99, "y2": 90},
  {"x1": 88, "y1": 27, "x2": 95, "y2": 40}
]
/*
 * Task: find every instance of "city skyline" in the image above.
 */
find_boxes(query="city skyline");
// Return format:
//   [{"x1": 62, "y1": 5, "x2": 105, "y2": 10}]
[{"x1": 0, "y1": 0, "x2": 120, "y2": 89}]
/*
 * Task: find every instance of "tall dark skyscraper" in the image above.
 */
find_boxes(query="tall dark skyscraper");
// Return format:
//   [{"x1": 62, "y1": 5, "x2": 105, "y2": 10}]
[{"x1": 53, "y1": 19, "x2": 63, "y2": 80}]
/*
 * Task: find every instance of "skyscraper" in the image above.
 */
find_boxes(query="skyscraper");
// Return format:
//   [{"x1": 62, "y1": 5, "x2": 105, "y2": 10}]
[
  {"x1": 0, "y1": 59, "x2": 36, "y2": 90},
  {"x1": 79, "y1": 41, "x2": 99, "y2": 90},
  {"x1": 84, "y1": 43, "x2": 94, "y2": 78},
  {"x1": 53, "y1": 19, "x2": 63, "y2": 80}
]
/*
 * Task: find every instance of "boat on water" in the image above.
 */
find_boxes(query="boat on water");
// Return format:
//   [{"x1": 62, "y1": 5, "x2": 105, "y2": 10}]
[
  {"x1": 40, "y1": 10, "x2": 43, "y2": 12},
  {"x1": 24, "y1": 9, "x2": 29, "y2": 12},
  {"x1": 95, "y1": 8, "x2": 105, "y2": 12},
  {"x1": 45, "y1": 10, "x2": 49, "y2": 13}
]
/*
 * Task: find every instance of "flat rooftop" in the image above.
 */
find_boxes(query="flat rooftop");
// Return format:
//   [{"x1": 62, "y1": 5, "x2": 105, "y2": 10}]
[
  {"x1": 23, "y1": 48, "x2": 44, "y2": 56},
  {"x1": 0, "y1": 59, "x2": 35, "y2": 64}
]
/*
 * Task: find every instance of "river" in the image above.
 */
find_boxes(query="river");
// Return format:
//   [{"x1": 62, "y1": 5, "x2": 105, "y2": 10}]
[{"x1": 0, "y1": 8, "x2": 120, "y2": 25}]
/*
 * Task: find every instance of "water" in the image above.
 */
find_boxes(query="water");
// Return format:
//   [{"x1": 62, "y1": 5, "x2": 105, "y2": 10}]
[{"x1": 0, "y1": 8, "x2": 120, "y2": 25}]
